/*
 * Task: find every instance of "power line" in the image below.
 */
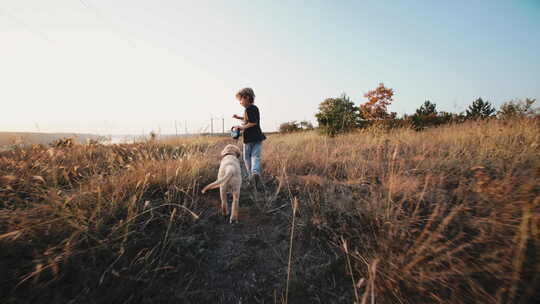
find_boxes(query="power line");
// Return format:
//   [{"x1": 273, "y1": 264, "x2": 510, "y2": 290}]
[
  {"x1": 78, "y1": 0, "x2": 136, "y2": 48},
  {"x1": 0, "y1": 8, "x2": 56, "y2": 44}
]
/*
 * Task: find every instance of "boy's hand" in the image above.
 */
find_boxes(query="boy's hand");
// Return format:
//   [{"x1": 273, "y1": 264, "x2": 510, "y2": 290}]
[{"x1": 233, "y1": 114, "x2": 242, "y2": 120}]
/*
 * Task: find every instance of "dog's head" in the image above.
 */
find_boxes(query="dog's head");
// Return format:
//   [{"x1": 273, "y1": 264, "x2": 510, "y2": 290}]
[{"x1": 221, "y1": 144, "x2": 241, "y2": 158}]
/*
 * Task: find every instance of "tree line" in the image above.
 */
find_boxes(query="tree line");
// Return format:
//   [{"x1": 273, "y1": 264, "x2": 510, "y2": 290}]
[{"x1": 279, "y1": 83, "x2": 538, "y2": 135}]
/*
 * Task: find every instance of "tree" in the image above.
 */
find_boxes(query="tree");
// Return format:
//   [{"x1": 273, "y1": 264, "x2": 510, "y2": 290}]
[
  {"x1": 299, "y1": 120, "x2": 314, "y2": 130},
  {"x1": 412, "y1": 100, "x2": 438, "y2": 129},
  {"x1": 315, "y1": 94, "x2": 359, "y2": 136},
  {"x1": 466, "y1": 97, "x2": 495, "y2": 119},
  {"x1": 498, "y1": 98, "x2": 537, "y2": 119},
  {"x1": 415, "y1": 100, "x2": 437, "y2": 116},
  {"x1": 360, "y1": 83, "x2": 395, "y2": 121}
]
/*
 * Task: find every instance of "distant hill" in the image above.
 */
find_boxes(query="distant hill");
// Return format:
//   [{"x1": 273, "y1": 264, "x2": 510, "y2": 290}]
[{"x1": 0, "y1": 132, "x2": 101, "y2": 147}]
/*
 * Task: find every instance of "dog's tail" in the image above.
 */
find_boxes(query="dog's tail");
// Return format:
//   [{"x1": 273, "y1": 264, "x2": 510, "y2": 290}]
[{"x1": 201, "y1": 169, "x2": 234, "y2": 194}]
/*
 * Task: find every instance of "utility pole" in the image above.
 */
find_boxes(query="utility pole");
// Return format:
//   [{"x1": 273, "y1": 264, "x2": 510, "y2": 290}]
[
  {"x1": 185, "y1": 120, "x2": 187, "y2": 134},
  {"x1": 222, "y1": 118, "x2": 225, "y2": 134},
  {"x1": 175, "y1": 120, "x2": 178, "y2": 136},
  {"x1": 210, "y1": 118, "x2": 213, "y2": 134}
]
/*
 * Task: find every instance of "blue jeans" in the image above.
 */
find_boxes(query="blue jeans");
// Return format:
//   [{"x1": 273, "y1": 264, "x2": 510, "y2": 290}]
[{"x1": 243, "y1": 141, "x2": 262, "y2": 177}]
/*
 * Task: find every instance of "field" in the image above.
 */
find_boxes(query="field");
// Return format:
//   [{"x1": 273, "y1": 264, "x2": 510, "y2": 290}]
[
  {"x1": 0, "y1": 132, "x2": 101, "y2": 148},
  {"x1": 1, "y1": 118, "x2": 539, "y2": 303}
]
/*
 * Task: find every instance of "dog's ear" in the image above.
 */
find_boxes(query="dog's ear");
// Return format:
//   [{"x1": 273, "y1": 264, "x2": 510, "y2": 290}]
[{"x1": 221, "y1": 145, "x2": 232, "y2": 157}]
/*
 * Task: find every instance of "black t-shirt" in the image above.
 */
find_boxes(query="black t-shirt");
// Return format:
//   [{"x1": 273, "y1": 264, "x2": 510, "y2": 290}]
[{"x1": 243, "y1": 105, "x2": 266, "y2": 143}]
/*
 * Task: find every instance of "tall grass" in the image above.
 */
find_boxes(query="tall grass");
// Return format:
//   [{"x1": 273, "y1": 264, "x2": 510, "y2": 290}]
[
  {"x1": 0, "y1": 139, "x2": 226, "y2": 302},
  {"x1": 1, "y1": 119, "x2": 538, "y2": 303},
  {"x1": 263, "y1": 118, "x2": 539, "y2": 303}
]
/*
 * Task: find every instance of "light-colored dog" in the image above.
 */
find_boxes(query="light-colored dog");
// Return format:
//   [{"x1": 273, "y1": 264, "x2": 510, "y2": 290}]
[{"x1": 201, "y1": 144, "x2": 242, "y2": 223}]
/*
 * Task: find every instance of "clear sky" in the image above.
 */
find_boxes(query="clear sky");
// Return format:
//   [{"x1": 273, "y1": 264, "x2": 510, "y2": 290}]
[{"x1": 1, "y1": 0, "x2": 539, "y2": 135}]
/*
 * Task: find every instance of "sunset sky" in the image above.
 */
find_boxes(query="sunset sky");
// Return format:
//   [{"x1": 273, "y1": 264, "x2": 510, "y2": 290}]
[{"x1": 1, "y1": 0, "x2": 539, "y2": 135}]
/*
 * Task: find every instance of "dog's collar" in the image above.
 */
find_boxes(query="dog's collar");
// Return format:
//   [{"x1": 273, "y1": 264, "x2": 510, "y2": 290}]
[{"x1": 221, "y1": 152, "x2": 238, "y2": 159}]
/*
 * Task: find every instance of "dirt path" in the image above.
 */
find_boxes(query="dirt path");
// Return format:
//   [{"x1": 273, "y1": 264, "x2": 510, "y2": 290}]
[
  {"x1": 182, "y1": 184, "x2": 290, "y2": 303},
  {"x1": 172, "y1": 179, "x2": 353, "y2": 304}
]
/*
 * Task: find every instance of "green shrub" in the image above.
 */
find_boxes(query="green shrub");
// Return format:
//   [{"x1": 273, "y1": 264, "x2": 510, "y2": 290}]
[
  {"x1": 279, "y1": 120, "x2": 314, "y2": 133},
  {"x1": 315, "y1": 94, "x2": 360, "y2": 136},
  {"x1": 498, "y1": 98, "x2": 537, "y2": 119},
  {"x1": 466, "y1": 97, "x2": 495, "y2": 119}
]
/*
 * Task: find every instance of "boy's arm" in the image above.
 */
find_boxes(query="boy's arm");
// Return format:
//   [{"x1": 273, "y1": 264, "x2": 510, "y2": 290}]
[
  {"x1": 239, "y1": 122, "x2": 257, "y2": 130},
  {"x1": 239, "y1": 107, "x2": 259, "y2": 130}
]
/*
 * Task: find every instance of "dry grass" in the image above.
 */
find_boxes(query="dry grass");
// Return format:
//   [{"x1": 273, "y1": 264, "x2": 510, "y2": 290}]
[
  {"x1": 263, "y1": 118, "x2": 540, "y2": 303},
  {"x1": 1, "y1": 118, "x2": 538, "y2": 303},
  {"x1": 0, "y1": 140, "x2": 224, "y2": 302}
]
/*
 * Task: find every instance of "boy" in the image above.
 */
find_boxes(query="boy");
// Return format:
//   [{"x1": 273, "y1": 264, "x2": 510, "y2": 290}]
[{"x1": 233, "y1": 87, "x2": 266, "y2": 189}]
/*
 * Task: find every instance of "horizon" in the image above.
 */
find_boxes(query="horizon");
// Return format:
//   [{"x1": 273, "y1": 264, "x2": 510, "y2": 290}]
[{"x1": 1, "y1": 0, "x2": 539, "y2": 135}]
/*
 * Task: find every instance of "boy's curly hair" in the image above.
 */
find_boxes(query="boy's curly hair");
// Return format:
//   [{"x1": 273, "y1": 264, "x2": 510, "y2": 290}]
[{"x1": 236, "y1": 87, "x2": 255, "y2": 104}]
